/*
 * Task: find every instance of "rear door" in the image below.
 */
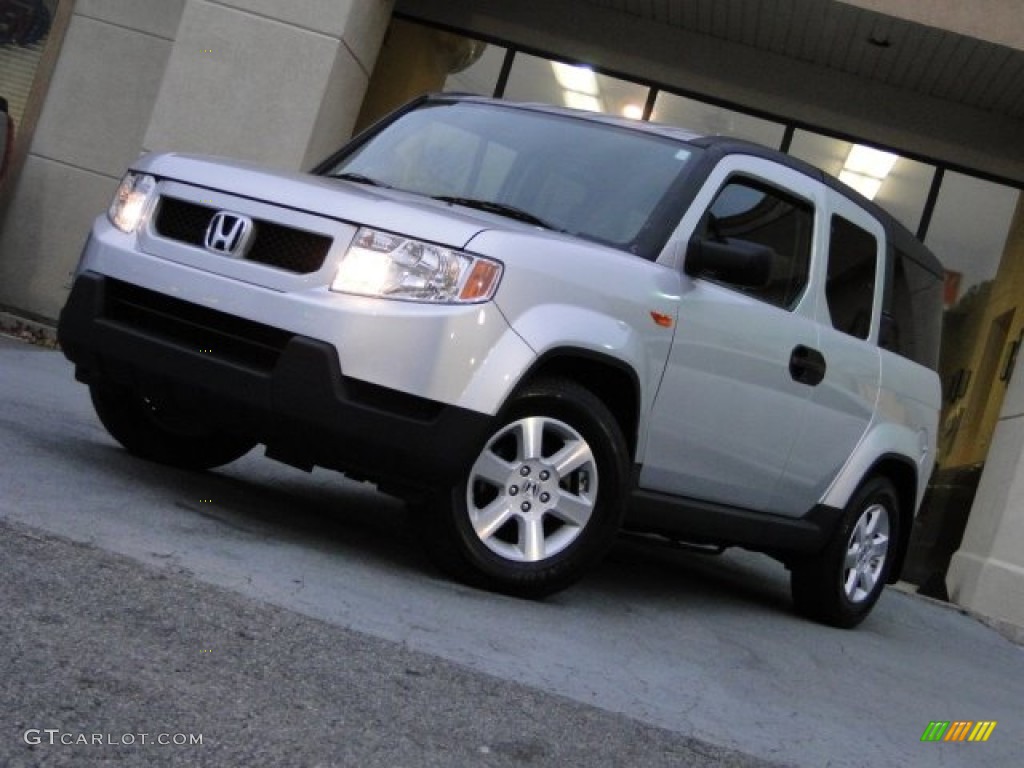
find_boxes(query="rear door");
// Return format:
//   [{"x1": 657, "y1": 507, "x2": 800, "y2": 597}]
[{"x1": 771, "y1": 195, "x2": 883, "y2": 513}]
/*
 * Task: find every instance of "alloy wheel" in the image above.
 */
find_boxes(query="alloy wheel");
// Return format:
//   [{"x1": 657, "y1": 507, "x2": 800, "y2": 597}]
[{"x1": 466, "y1": 415, "x2": 598, "y2": 563}]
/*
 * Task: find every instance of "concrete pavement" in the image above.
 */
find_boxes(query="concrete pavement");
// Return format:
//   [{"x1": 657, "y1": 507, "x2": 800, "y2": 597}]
[
  {"x1": 1, "y1": 333, "x2": 1022, "y2": 766},
  {"x1": 2, "y1": 517, "x2": 771, "y2": 768}
]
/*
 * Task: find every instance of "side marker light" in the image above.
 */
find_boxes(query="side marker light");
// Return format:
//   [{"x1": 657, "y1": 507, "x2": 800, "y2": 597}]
[{"x1": 650, "y1": 311, "x2": 674, "y2": 328}]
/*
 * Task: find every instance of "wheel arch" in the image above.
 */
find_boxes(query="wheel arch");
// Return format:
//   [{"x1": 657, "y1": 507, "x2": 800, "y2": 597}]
[
  {"x1": 864, "y1": 454, "x2": 919, "y2": 584},
  {"x1": 513, "y1": 348, "x2": 642, "y2": 460}
]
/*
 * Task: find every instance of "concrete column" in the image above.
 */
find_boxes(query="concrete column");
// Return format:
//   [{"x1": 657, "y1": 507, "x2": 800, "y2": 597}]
[
  {"x1": 947, "y1": 331, "x2": 1024, "y2": 639},
  {"x1": 0, "y1": 0, "x2": 186, "y2": 321},
  {"x1": 143, "y1": 0, "x2": 393, "y2": 171}
]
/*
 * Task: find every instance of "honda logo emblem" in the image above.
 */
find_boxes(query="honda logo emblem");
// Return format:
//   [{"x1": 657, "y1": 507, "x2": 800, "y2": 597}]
[{"x1": 204, "y1": 211, "x2": 253, "y2": 257}]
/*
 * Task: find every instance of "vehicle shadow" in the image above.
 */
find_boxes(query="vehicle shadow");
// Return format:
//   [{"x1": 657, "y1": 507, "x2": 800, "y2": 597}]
[
  {"x1": 597, "y1": 533, "x2": 795, "y2": 616},
  {"x1": 68, "y1": 434, "x2": 799, "y2": 619}
]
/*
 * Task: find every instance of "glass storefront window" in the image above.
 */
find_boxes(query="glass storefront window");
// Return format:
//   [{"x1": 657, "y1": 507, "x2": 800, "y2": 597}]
[
  {"x1": 443, "y1": 39, "x2": 507, "y2": 96},
  {"x1": 502, "y1": 52, "x2": 651, "y2": 117},
  {"x1": 788, "y1": 129, "x2": 933, "y2": 235},
  {"x1": 1, "y1": 0, "x2": 57, "y2": 185},
  {"x1": 925, "y1": 172, "x2": 1019, "y2": 300},
  {"x1": 0, "y1": 0, "x2": 52, "y2": 124},
  {"x1": 653, "y1": 92, "x2": 786, "y2": 148}
]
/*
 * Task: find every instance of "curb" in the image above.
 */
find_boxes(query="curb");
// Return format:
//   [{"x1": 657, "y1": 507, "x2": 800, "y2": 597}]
[
  {"x1": 0, "y1": 311, "x2": 58, "y2": 348},
  {"x1": 893, "y1": 580, "x2": 1023, "y2": 646}
]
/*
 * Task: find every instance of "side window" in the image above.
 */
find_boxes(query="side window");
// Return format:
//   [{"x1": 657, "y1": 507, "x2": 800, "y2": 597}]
[
  {"x1": 881, "y1": 252, "x2": 911, "y2": 357},
  {"x1": 699, "y1": 177, "x2": 813, "y2": 309},
  {"x1": 882, "y1": 247, "x2": 944, "y2": 369},
  {"x1": 827, "y1": 216, "x2": 878, "y2": 340}
]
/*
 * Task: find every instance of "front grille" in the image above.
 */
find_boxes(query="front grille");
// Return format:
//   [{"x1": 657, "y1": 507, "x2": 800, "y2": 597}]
[
  {"x1": 154, "y1": 196, "x2": 211, "y2": 245},
  {"x1": 105, "y1": 279, "x2": 294, "y2": 371},
  {"x1": 153, "y1": 197, "x2": 333, "y2": 274}
]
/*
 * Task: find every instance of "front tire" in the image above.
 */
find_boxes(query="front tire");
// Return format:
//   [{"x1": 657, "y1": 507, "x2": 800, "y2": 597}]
[
  {"x1": 791, "y1": 476, "x2": 900, "y2": 628},
  {"x1": 90, "y1": 384, "x2": 255, "y2": 470},
  {"x1": 419, "y1": 378, "x2": 629, "y2": 598}
]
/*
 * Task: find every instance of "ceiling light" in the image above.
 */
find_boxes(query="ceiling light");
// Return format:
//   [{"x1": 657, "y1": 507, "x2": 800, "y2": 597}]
[
  {"x1": 622, "y1": 104, "x2": 644, "y2": 120},
  {"x1": 845, "y1": 145, "x2": 898, "y2": 178},
  {"x1": 551, "y1": 62, "x2": 599, "y2": 95},
  {"x1": 839, "y1": 144, "x2": 898, "y2": 200}
]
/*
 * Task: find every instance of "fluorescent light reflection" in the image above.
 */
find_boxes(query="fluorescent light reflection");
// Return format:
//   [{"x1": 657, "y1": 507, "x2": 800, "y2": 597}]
[
  {"x1": 839, "y1": 144, "x2": 899, "y2": 200},
  {"x1": 551, "y1": 62, "x2": 598, "y2": 94},
  {"x1": 551, "y1": 61, "x2": 604, "y2": 113},
  {"x1": 622, "y1": 103, "x2": 644, "y2": 120}
]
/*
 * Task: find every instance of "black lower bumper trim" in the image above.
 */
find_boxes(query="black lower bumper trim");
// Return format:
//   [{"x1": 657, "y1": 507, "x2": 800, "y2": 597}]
[{"x1": 58, "y1": 272, "x2": 493, "y2": 492}]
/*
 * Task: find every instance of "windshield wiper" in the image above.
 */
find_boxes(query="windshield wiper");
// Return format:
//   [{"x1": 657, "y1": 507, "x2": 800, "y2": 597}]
[
  {"x1": 331, "y1": 172, "x2": 391, "y2": 188},
  {"x1": 432, "y1": 196, "x2": 561, "y2": 231}
]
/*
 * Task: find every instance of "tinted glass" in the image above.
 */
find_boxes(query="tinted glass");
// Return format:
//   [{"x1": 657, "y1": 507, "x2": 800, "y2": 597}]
[
  {"x1": 699, "y1": 177, "x2": 813, "y2": 309},
  {"x1": 324, "y1": 101, "x2": 698, "y2": 256},
  {"x1": 883, "y1": 249, "x2": 943, "y2": 369},
  {"x1": 827, "y1": 216, "x2": 878, "y2": 339}
]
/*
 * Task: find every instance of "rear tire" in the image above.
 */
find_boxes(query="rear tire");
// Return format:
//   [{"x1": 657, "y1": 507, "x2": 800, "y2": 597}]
[
  {"x1": 791, "y1": 476, "x2": 900, "y2": 628},
  {"x1": 418, "y1": 378, "x2": 629, "y2": 598},
  {"x1": 90, "y1": 383, "x2": 255, "y2": 470}
]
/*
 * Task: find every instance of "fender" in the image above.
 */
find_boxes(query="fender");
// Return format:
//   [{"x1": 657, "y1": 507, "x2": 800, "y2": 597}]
[
  {"x1": 495, "y1": 302, "x2": 673, "y2": 460},
  {"x1": 822, "y1": 420, "x2": 930, "y2": 512},
  {"x1": 468, "y1": 228, "x2": 682, "y2": 455}
]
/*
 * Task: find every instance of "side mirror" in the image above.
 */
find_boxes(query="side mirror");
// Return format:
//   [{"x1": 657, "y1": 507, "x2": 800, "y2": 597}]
[{"x1": 685, "y1": 235, "x2": 774, "y2": 288}]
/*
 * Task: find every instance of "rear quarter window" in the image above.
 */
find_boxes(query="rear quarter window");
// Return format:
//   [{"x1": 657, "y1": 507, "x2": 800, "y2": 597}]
[
  {"x1": 882, "y1": 247, "x2": 944, "y2": 370},
  {"x1": 826, "y1": 215, "x2": 878, "y2": 340}
]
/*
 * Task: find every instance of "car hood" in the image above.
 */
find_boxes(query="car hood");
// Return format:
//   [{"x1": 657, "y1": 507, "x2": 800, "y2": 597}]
[{"x1": 133, "y1": 152, "x2": 542, "y2": 250}]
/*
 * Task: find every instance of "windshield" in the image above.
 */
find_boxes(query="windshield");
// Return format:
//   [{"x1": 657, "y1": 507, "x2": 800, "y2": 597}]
[{"x1": 321, "y1": 101, "x2": 698, "y2": 257}]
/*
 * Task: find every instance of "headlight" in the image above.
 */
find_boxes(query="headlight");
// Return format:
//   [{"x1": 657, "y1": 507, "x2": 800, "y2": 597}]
[
  {"x1": 331, "y1": 228, "x2": 502, "y2": 303},
  {"x1": 107, "y1": 172, "x2": 157, "y2": 233}
]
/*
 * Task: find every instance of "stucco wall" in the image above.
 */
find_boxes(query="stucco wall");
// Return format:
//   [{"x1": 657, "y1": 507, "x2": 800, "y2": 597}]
[
  {"x1": 144, "y1": 0, "x2": 392, "y2": 171},
  {"x1": 0, "y1": 0, "x2": 392, "y2": 321},
  {"x1": 0, "y1": 0, "x2": 185, "y2": 320}
]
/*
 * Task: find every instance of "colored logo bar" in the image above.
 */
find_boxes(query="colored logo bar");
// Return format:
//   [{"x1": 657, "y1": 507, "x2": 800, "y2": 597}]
[{"x1": 921, "y1": 721, "x2": 997, "y2": 742}]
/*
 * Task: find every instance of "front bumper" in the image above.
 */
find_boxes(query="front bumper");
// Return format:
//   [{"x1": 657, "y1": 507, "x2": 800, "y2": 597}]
[{"x1": 59, "y1": 272, "x2": 494, "y2": 492}]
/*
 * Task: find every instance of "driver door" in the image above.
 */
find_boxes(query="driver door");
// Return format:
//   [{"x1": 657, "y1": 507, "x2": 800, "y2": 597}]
[{"x1": 641, "y1": 158, "x2": 823, "y2": 514}]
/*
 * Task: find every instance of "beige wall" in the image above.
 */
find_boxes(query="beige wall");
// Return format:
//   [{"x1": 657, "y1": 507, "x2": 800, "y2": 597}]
[
  {"x1": 0, "y1": 0, "x2": 185, "y2": 320},
  {"x1": 0, "y1": 0, "x2": 392, "y2": 321},
  {"x1": 144, "y1": 0, "x2": 392, "y2": 171}
]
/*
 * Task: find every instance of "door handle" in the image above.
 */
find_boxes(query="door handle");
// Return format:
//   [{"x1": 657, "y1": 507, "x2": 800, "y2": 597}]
[{"x1": 789, "y1": 345, "x2": 826, "y2": 386}]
